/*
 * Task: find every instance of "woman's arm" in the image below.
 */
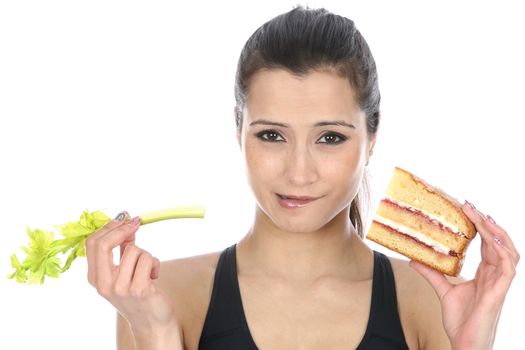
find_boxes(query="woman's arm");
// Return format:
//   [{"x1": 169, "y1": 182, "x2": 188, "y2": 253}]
[
  {"x1": 117, "y1": 311, "x2": 184, "y2": 350},
  {"x1": 418, "y1": 275, "x2": 466, "y2": 350},
  {"x1": 394, "y1": 258, "x2": 455, "y2": 350},
  {"x1": 117, "y1": 312, "x2": 136, "y2": 349}
]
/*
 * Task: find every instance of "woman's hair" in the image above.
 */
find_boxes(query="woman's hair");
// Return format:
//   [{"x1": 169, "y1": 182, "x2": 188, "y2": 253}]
[{"x1": 234, "y1": 5, "x2": 380, "y2": 238}]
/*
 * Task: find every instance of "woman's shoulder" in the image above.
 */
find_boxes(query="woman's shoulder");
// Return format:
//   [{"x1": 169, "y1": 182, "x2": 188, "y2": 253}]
[
  {"x1": 387, "y1": 255, "x2": 464, "y2": 299},
  {"x1": 157, "y1": 248, "x2": 223, "y2": 303},
  {"x1": 388, "y1": 255, "x2": 459, "y2": 349},
  {"x1": 160, "y1": 249, "x2": 222, "y2": 281},
  {"x1": 156, "y1": 249, "x2": 224, "y2": 347}
]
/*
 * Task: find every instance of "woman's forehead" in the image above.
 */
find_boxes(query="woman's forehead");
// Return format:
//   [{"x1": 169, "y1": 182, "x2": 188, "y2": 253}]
[{"x1": 244, "y1": 69, "x2": 363, "y2": 126}]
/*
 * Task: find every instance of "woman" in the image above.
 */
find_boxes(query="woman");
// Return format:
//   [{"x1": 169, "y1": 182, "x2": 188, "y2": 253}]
[{"x1": 85, "y1": 6, "x2": 519, "y2": 350}]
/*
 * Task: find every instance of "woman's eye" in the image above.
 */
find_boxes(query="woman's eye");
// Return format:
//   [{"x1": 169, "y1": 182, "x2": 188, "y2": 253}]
[
  {"x1": 255, "y1": 130, "x2": 347, "y2": 144},
  {"x1": 256, "y1": 130, "x2": 285, "y2": 142},
  {"x1": 318, "y1": 132, "x2": 347, "y2": 145}
]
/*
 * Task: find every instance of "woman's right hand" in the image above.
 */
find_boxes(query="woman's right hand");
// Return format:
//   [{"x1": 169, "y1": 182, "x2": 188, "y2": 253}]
[{"x1": 85, "y1": 211, "x2": 178, "y2": 336}]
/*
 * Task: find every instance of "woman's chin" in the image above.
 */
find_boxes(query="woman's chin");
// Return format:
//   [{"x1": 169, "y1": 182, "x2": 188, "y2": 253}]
[
  {"x1": 276, "y1": 224, "x2": 324, "y2": 234},
  {"x1": 270, "y1": 205, "x2": 350, "y2": 234},
  {"x1": 268, "y1": 212, "x2": 331, "y2": 234}
]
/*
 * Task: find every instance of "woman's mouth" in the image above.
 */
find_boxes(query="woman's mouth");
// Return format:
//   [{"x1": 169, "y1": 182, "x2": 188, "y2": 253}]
[{"x1": 276, "y1": 193, "x2": 320, "y2": 208}]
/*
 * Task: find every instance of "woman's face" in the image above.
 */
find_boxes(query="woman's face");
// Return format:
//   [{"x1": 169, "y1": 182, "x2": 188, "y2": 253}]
[{"x1": 237, "y1": 68, "x2": 375, "y2": 233}]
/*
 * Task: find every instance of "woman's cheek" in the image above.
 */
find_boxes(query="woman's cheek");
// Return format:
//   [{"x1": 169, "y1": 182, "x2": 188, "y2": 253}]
[
  {"x1": 244, "y1": 141, "x2": 280, "y2": 184},
  {"x1": 325, "y1": 147, "x2": 361, "y2": 175},
  {"x1": 327, "y1": 149, "x2": 364, "y2": 199}
]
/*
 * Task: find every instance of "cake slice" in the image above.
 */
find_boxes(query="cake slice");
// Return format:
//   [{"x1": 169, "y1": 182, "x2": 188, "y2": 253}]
[{"x1": 366, "y1": 167, "x2": 477, "y2": 276}]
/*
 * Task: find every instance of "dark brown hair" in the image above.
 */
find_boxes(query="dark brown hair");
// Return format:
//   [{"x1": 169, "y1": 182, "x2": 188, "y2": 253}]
[{"x1": 234, "y1": 5, "x2": 380, "y2": 238}]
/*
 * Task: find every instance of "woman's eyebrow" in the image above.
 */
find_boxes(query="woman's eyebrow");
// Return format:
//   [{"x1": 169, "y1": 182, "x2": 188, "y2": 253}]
[
  {"x1": 249, "y1": 119, "x2": 356, "y2": 129},
  {"x1": 315, "y1": 120, "x2": 356, "y2": 129}
]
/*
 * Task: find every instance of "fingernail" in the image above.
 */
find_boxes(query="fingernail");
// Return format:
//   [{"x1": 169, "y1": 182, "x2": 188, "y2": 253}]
[
  {"x1": 494, "y1": 236, "x2": 503, "y2": 245},
  {"x1": 465, "y1": 200, "x2": 476, "y2": 209},
  {"x1": 487, "y1": 215, "x2": 496, "y2": 224},
  {"x1": 114, "y1": 211, "x2": 127, "y2": 222},
  {"x1": 476, "y1": 209, "x2": 486, "y2": 220},
  {"x1": 127, "y1": 216, "x2": 141, "y2": 226}
]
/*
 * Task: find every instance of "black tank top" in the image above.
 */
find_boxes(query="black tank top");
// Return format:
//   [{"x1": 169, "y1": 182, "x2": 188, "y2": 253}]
[{"x1": 198, "y1": 243, "x2": 409, "y2": 350}]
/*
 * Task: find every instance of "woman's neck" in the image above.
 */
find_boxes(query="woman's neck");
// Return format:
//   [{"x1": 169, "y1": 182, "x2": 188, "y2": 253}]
[{"x1": 236, "y1": 205, "x2": 373, "y2": 284}]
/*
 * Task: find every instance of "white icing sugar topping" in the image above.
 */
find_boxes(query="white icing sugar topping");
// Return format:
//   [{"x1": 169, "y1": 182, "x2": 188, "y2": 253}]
[{"x1": 375, "y1": 215, "x2": 451, "y2": 254}]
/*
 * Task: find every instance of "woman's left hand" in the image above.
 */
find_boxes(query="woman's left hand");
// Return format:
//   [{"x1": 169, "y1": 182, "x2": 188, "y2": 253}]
[{"x1": 410, "y1": 200, "x2": 519, "y2": 350}]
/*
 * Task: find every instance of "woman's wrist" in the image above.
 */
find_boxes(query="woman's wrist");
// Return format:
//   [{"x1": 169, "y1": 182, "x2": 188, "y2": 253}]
[
  {"x1": 449, "y1": 315, "x2": 498, "y2": 350},
  {"x1": 451, "y1": 335, "x2": 494, "y2": 350},
  {"x1": 131, "y1": 320, "x2": 184, "y2": 350}
]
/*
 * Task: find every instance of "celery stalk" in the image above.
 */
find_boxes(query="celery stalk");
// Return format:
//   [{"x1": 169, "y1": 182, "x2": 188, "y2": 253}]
[
  {"x1": 7, "y1": 206, "x2": 205, "y2": 285},
  {"x1": 139, "y1": 206, "x2": 206, "y2": 225}
]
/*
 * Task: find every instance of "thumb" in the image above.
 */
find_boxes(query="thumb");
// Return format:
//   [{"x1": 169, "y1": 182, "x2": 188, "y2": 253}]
[{"x1": 409, "y1": 260, "x2": 453, "y2": 300}]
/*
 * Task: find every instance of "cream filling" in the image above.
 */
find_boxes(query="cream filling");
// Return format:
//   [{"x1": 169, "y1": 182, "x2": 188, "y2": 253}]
[
  {"x1": 375, "y1": 215, "x2": 451, "y2": 255},
  {"x1": 385, "y1": 196, "x2": 463, "y2": 236}
]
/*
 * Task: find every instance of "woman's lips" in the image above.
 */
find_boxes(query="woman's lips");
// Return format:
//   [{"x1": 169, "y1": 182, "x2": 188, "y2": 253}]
[{"x1": 276, "y1": 193, "x2": 320, "y2": 208}]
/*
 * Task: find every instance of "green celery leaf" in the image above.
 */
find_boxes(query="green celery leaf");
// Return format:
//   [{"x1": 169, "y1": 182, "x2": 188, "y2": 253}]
[
  {"x1": 7, "y1": 254, "x2": 28, "y2": 283},
  {"x1": 55, "y1": 209, "x2": 111, "y2": 238},
  {"x1": 77, "y1": 236, "x2": 87, "y2": 257},
  {"x1": 9, "y1": 206, "x2": 205, "y2": 284},
  {"x1": 22, "y1": 227, "x2": 55, "y2": 270},
  {"x1": 28, "y1": 255, "x2": 61, "y2": 285},
  {"x1": 61, "y1": 243, "x2": 82, "y2": 273},
  {"x1": 50, "y1": 237, "x2": 80, "y2": 255},
  {"x1": 19, "y1": 227, "x2": 63, "y2": 285},
  {"x1": 8, "y1": 210, "x2": 111, "y2": 284}
]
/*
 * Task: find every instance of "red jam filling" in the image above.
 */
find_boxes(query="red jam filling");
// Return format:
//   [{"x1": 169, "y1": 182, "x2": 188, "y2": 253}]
[{"x1": 382, "y1": 198, "x2": 466, "y2": 239}]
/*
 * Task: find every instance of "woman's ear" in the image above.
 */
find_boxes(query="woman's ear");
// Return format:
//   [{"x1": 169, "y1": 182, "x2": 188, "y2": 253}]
[
  {"x1": 366, "y1": 136, "x2": 377, "y2": 165},
  {"x1": 237, "y1": 130, "x2": 241, "y2": 149},
  {"x1": 369, "y1": 136, "x2": 376, "y2": 156}
]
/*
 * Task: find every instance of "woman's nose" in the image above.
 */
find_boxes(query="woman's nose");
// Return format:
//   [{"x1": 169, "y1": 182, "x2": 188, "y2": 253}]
[{"x1": 284, "y1": 145, "x2": 319, "y2": 186}]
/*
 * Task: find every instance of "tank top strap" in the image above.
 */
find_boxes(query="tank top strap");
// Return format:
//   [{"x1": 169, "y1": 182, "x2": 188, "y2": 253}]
[
  {"x1": 198, "y1": 243, "x2": 258, "y2": 349},
  {"x1": 357, "y1": 250, "x2": 409, "y2": 349}
]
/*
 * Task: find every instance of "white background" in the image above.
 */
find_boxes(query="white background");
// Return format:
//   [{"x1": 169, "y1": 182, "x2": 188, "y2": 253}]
[{"x1": 1, "y1": 0, "x2": 523, "y2": 349}]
